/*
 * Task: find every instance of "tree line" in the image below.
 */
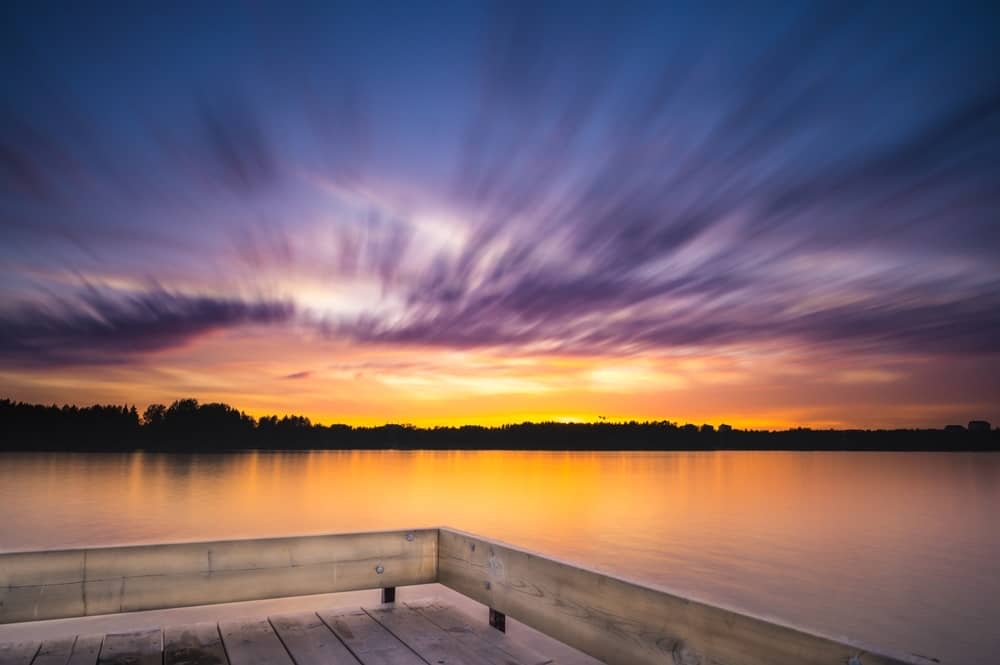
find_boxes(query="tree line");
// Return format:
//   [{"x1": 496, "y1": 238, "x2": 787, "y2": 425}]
[{"x1": 0, "y1": 398, "x2": 996, "y2": 452}]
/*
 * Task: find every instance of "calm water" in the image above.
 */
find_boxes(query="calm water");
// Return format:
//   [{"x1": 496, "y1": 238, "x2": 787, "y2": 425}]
[{"x1": 1, "y1": 451, "x2": 997, "y2": 664}]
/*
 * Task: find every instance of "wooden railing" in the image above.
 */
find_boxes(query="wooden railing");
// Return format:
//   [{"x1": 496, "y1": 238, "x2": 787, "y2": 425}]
[
  {"x1": 0, "y1": 527, "x2": 935, "y2": 665},
  {"x1": 0, "y1": 529, "x2": 437, "y2": 623}
]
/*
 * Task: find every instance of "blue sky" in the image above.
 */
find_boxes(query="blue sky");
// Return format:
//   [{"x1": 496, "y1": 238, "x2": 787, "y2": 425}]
[{"x1": 1, "y1": 2, "x2": 998, "y2": 427}]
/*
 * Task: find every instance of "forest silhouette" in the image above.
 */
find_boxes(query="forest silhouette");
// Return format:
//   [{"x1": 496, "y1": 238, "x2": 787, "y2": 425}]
[{"x1": 1, "y1": 398, "x2": 995, "y2": 452}]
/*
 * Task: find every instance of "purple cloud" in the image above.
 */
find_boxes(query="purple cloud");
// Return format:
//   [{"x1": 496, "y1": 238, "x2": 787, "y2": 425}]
[
  {"x1": 0, "y1": 290, "x2": 294, "y2": 367},
  {"x1": 0, "y1": 2, "x2": 998, "y2": 372}
]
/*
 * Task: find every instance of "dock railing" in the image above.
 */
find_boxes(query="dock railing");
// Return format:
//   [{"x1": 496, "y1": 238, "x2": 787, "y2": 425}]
[{"x1": 0, "y1": 527, "x2": 934, "y2": 665}]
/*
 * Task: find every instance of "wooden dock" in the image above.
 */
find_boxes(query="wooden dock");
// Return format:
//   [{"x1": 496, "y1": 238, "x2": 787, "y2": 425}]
[
  {"x1": 0, "y1": 527, "x2": 939, "y2": 665},
  {"x1": 0, "y1": 600, "x2": 552, "y2": 665}
]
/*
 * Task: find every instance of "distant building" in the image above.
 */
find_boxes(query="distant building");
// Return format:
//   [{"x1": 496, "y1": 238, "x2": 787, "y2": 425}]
[
  {"x1": 968, "y1": 420, "x2": 991, "y2": 432},
  {"x1": 700, "y1": 424, "x2": 715, "y2": 433},
  {"x1": 718, "y1": 423, "x2": 733, "y2": 433},
  {"x1": 681, "y1": 424, "x2": 698, "y2": 433},
  {"x1": 944, "y1": 424, "x2": 965, "y2": 432}
]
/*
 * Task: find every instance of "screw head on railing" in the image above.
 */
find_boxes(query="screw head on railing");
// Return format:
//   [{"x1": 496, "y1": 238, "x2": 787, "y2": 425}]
[
  {"x1": 406, "y1": 532, "x2": 414, "y2": 542},
  {"x1": 484, "y1": 581, "x2": 491, "y2": 590},
  {"x1": 375, "y1": 564, "x2": 385, "y2": 575},
  {"x1": 470, "y1": 542, "x2": 476, "y2": 552}
]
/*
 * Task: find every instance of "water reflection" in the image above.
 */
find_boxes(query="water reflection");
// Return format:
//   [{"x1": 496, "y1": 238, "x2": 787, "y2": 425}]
[{"x1": 1, "y1": 451, "x2": 997, "y2": 664}]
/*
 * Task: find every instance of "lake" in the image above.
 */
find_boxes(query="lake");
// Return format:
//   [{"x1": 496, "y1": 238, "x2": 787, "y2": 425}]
[{"x1": 1, "y1": 450, "x2": 997, "y2": 664}]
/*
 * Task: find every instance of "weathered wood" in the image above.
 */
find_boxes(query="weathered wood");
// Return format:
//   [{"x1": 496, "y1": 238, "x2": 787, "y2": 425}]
[
  {"x1": 268, "y1": 612, "x2": 358, "y2": 665},
  {"x1": 0, "y1": 527, "x2": 941, "y2": 665},
  {"x1": 218, "y1": 619, "x2": 293, "y2": 665},
  {"x1": 316, "y1": 608, "x2": 423, "y2": 665},
  {"x1": 0, "y1": 641, "x2": 38, "y2": 665},
  {"x1": 98, "y1": 629, "x2": 161, "y2": 665},
  {"x1": 27, "y1": 637, "x2": 76, "y2": 665},
  {"x1": 164, "y1": 622, "x2": 228, "y2": 665},
  {"x1": 437, "y1": 527, "x2": 935, "y2": 665},
  {"x1": 365, "y1": 604, "x2": 496, "y2": 665},
  {"x1": 64, "y1": 636, "x2": 102, "y2": 665},
  {"x1": 405, "y1": 599, "x2": 551, "y2": 665},
  {"x1": 0, "y1": 530, "x2": 437, "y2": 623}
]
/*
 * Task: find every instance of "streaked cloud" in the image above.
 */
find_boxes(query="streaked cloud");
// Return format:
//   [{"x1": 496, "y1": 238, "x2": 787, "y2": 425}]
[
  {"x1": 0, "y1": 2, "x2": 998, "y2": 426},
  {"x1": 0, "y1": 289, "x2": 293, "y2": 367}
]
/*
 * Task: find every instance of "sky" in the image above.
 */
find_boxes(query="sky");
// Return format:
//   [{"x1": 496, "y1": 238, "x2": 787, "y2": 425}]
[{"x1": 1, "y1": 2, "x2": 998, "y2": 428}]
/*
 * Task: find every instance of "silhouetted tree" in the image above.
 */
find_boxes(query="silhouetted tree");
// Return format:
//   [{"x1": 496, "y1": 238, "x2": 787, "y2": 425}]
[{"x1": 0, "y1": 397, "x2": 997, "y2": 452}]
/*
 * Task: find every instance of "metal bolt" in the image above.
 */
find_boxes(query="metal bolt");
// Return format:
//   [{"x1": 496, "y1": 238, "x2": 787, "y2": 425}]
[
  {"x1": 375, "y1": 564, "x2": 385, "y2": 575},
  {"x1": 484, "y1": 581, "x2": 491, "y2": 590},
  {"x1": 470, "y1": 542, "x2": 476, "y2": 552},
  {"x1": 406, "y1": 532, "x2": 414, "y2": 542}
]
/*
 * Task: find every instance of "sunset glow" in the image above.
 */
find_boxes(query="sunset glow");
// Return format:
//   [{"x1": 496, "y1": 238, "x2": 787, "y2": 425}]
[{"x1": 2, "y1": 3, "x2": 998, "y2": 428}]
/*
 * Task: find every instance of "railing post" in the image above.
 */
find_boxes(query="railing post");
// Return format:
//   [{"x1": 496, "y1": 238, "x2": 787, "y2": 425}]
[
  {"x1": 488, "y1": 607, "x2": 506, "y2": 632},
  {"x1": 381, "y1": 587, "x2": 396, "y2": 603}
]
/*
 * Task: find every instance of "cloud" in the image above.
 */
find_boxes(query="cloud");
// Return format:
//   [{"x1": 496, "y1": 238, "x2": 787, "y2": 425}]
[
  {"x1": 1, "y1": 2, "x2": 998, "y2": 369},
  {"x1": 0, "y1": 290, "x2": 295, "y2": 367}
]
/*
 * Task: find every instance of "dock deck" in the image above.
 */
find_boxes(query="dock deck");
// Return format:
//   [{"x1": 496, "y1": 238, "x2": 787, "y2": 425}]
[
  {"x1": 0, "y1": 600, "x2": 552, "y2": 665},
  {"x1": 0, "y1": 527, "x2": 934, "y2": 665}
]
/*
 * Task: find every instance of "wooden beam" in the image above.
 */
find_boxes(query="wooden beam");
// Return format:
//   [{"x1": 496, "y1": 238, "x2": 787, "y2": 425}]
[
  {"x1": 404, "y1": 600, "x2": 551, "y2": 665},
  {"x1": 163, "y1": 622, "x2": 229, "y2": 665},
  {"x1": 0, "y1": 530, "x2": 436, "y2": 624},
  {"x1": 64, "y1": 636, "x2": 102, "y2": 665},
  {"x1": 219, "y1": 619, "x2": 292, "y2": 665},
  {"x1": 316, "y1": 608, "x2": 423, "y2": 665},
  {"x1": 0, "y1": 526, "x2": 938, "y2": 665},
  {"x1": 268, "y1": 612, "x2": 359, "y2": 665},
  {"x1": 363, "y1": 605, "x2": 495, "y2": 665},
  {"x1": 436, "y1": 527, "x2": 936, "y2": 665},
  {"x1": 0, "y1": 641, "x2": 38, "y2": 665},
  {"x1": 98, "y1": 629, "x2": 161, "y2": 665},
  {"x1": 29, "y1": 637, "x2": 77, "y2": 665}
]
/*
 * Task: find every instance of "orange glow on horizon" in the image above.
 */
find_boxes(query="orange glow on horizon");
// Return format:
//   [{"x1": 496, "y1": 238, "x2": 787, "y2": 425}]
[{"x1": 1, "y1": 326, "x2": 997, "y2": 431}]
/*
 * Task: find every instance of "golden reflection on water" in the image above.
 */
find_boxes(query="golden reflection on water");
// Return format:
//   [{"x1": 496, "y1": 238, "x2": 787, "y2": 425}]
[{"x1": 1, "y1": 451, "x2": 998, "y2": 665}]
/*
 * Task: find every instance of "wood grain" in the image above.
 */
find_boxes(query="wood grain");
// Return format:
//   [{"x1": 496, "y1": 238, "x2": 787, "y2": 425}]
[
  {"x1": 316, "y1": 608, "x2": 423, "y2": 665},
  {"x1": 437, "y1": 527, "x2": 936, "y2": 665},
  {"x1": 64, "y1": 636, "x2": 102, "y2": 665},
  {"x1": 268, "y1": 612, "x2": 359, "y2": 665},
  {"x1": 164, "y1": 622, "x2": 228, "y2": 665},
  {"x1": 218, "y1": 619, "x2": 292, "y2": 665},
  {"x1": 365, "y1": 604, "x2": 496, "y2": 665},
  {"x1": 98, "y1": 629, "x2": 161, "y2": 665},
  {"x1": 405, "y1": 599, "x2": 551, "y2": 665},
  {"x1": 27, "y1": 637, "x2": 76, "y2": 665},
  {"x1": 1, "y1": 527, "x2": 938, "y2": 665},
  {"x1": 0, "y1": 641, "x2": 38, "y2": 665},
  {"x1": 0, "y1": 530, "x2": 437, "y2": 623}
]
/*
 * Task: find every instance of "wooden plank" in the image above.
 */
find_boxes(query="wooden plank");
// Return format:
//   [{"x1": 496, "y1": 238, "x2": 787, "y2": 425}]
[
  {"x1": 164, "y1": 623, "x2": 228, "y2": 665},
  {"x1": 219, "y1": 618, "x2": 293, "y2": 665},
  {"x1": 65, "y1": 636, "x2": 103, "y2": 665},
  {"x1": 437, "y1": 527, "x2": 935, "y2": 665},
  {"x1": 0, "y1": 641, "x2": 39, "y2": 665},
  {"x1": 30, "y1": 637, "x2": 77, "y2": 665},
  {"x1": 316, "y1": 608, "x2": 423, "y2": 665},
  {"x1": 269, "y1": 612, "x2": 359, "y2": 665},
  {"x1": 405, "y1": 600, "x2": 552, "y2": 665},
  {"x1": 98, "y1": 629, "x2": 161, "y2": 665},
  {"x1": 364, "y1": 605, "x2": 497, "y2": 665},
  {"x1": 0, "y1": 530, "x2": 437, "y2": 623}
]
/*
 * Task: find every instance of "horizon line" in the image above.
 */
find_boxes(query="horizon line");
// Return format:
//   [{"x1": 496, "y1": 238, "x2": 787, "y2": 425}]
[{"x1": 2, "y1": 396, "x2": 993, "y2": 433}]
